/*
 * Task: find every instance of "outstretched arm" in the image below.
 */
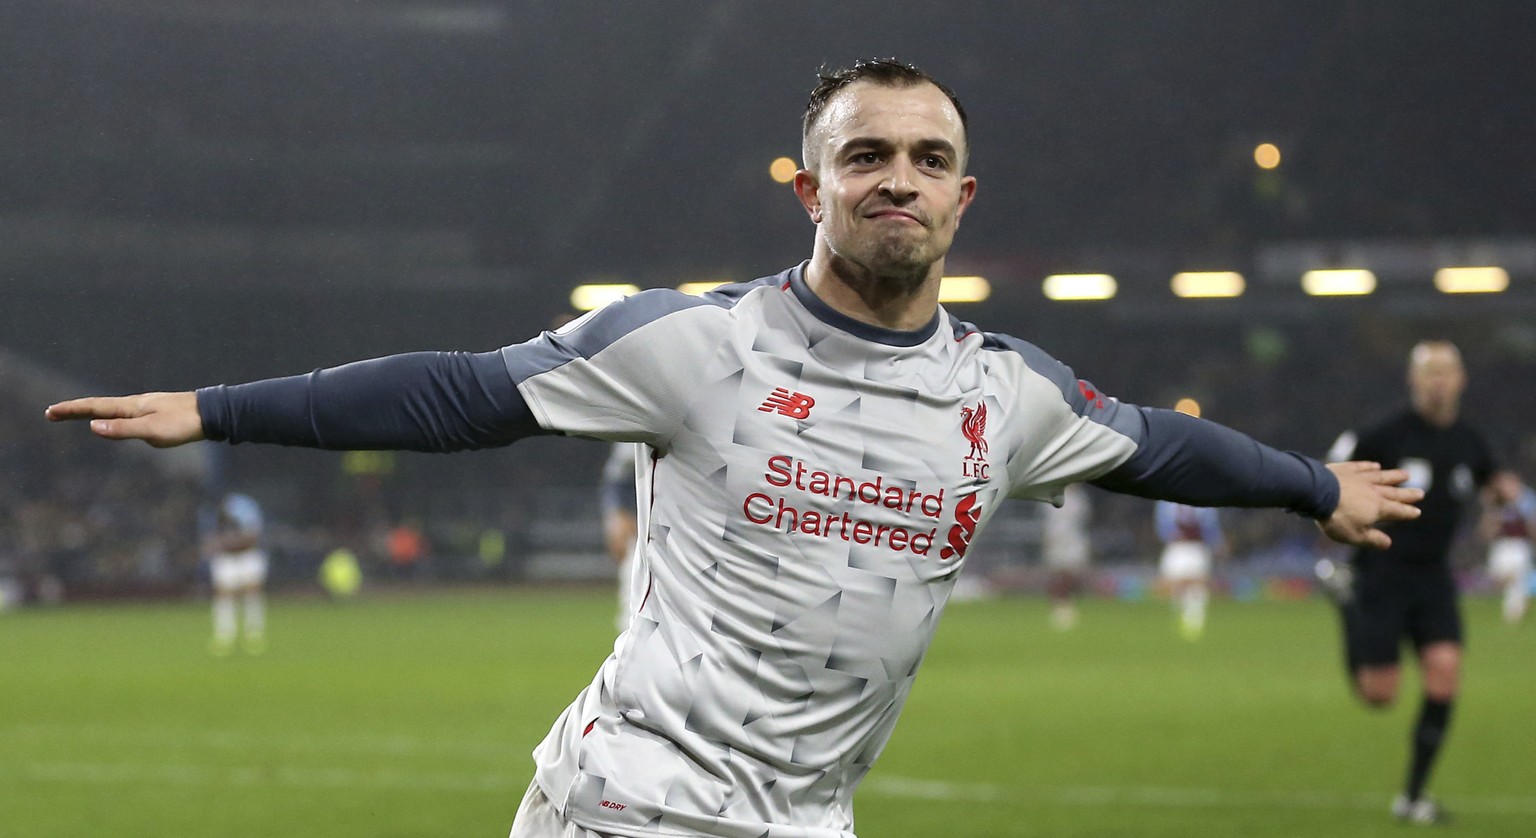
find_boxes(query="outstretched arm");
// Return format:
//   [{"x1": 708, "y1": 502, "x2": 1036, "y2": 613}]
[
  {"x1": 46, "y1": 350, "x2": 541, "y2": 452},
  {"x1": 48, "y1": 288, "x2": 726, "y2": 452},
  {"x1": 1090, "y1": 408, "x2": 1419, "y2": 549}
]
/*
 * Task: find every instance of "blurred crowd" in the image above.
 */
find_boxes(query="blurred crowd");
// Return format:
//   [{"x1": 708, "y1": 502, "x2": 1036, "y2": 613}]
[{"x1": 0, "y1": 363, "x2": 203, "y2": 603}]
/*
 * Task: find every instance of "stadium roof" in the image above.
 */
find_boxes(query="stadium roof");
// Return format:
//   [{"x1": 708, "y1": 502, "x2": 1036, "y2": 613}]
[{"x1": 4, "y1": 1, "x2": 1531, "y2": 281}]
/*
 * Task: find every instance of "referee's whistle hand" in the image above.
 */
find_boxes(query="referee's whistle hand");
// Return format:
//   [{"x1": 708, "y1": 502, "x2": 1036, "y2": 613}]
[{"x1": 1318, "y1": 461, "x2": 1423, "y2": 549}]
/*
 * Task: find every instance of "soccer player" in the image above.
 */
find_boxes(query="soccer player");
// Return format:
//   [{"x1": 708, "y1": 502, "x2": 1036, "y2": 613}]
[
  {"x1": 1324, "y1": 340, "x2": 1497, "y2": 825},
  {"x1": 205, "y1": 492, "x2": 268, "y2": 656},
  {"x1": 1040, "y1": 482, "x2": 1092, "y2": 630},
  {"x1": 1154, "y1": 500, "x2": 1226, "y2": 640},
  {"x1": 47, "y1": 60, "x2": 1421, "y2": 838},
  {"x1": 1481, "y1": 471, "x2": 1533, "y2": 625},
  {"x1": 600, "y1": 441, "x2": 643, "y2": 633}
]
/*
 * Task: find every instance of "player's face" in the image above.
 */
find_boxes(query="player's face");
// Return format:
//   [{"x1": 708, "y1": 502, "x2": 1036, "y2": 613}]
[
  {"x1": 1408, "y1": 346, "x2": 1465, "y2": 413},
  {"x1": 797, "y1": 82, "x2": 976, "y2": 285}
]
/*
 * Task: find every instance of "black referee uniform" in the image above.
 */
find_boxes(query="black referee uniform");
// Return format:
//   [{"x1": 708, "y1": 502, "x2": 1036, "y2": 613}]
[
  {"x1": 1333, "y1": 404, "x2": 1496, "y2": 819},
  {"x1": 1340, "y1": 408, "x2": 1495, "y2": 666}
]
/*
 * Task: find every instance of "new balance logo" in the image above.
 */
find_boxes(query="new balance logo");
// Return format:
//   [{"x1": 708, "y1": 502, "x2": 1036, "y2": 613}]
[{"x1": 759, "y1": 387, "x2": 815, "y2": 419}]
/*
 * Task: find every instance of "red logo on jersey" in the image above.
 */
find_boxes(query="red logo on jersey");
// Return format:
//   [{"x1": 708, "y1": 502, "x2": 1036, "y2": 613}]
[
  {"x1": 961, "y1": 403, "x2": 988, "y2": 461},
  {"x1": 1077, "y1": 380, "x2": 1105, "y2": 409},
  {"x1": 759, "y1": 387, "x2": 815, "y2": 419},
  {"x1": 939, "y1": 494, "x2": 983, "y2": 560},
  {"x1": 961, "y1": 402, "x2": 989, "y2": 479}
]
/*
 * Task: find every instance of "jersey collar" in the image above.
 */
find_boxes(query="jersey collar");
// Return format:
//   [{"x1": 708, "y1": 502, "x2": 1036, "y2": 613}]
[{"x1": 784, "y1": 262, "x2": 941, "y2": 347}]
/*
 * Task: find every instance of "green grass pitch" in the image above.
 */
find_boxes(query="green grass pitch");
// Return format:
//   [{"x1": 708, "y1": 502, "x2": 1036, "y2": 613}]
[{"x1": 3, "y1": 589, "x2": 1532, "y2": 837}]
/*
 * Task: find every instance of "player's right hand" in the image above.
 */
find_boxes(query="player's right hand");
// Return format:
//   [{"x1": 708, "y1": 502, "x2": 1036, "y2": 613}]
[{"x1": 45, "y1": 391, "x2": 205, "y2": 448}]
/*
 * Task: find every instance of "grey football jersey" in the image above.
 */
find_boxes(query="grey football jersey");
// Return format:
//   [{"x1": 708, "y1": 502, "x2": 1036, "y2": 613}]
[{"x1": 511, "y1": 264, "x2": 1140, "y2": 837}]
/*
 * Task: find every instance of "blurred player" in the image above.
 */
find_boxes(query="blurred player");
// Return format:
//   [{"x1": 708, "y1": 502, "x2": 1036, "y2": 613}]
[
  {"x1": 47, "y1": 60, "x2": 1421, "y2": 838},
  {"x1": 1481, "y1": 471, "x2": 1533, "y2": 625},
  {"x1": 205, "y1": 492, "x2": 268, "y2": 656},
  {"x1": 1155, "y1": 500, "x2": 1226, "y2": 640},
  {"x1": 1324, "y1": 341, "x2": 1498, "y2": 825},
  {"x1": 600, "y1": 442, "x2": 643, "y2": 633},
  {"x1": 1041, "y1": 483, "x2": 1092, "y2": 630}
]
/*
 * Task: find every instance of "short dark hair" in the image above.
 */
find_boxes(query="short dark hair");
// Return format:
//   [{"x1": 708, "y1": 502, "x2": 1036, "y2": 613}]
[{"x1": 801, "y1": 58, "x2": 969, "y2": 171}]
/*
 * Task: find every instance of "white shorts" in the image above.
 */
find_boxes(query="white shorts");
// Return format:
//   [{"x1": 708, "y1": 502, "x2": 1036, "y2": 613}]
[
  {"x1": 1488, "y1": 538, "x2": 1533, "y2": 583},
  {"x1": 210, "y1": 549, "x2": 268, "y2": 592},
  {"x1": 1159, "y1": 542, "x2": 1211, "y2": 582},
  {"x1": 509, "y1": 780, "x2": 614, "y2": 838}
]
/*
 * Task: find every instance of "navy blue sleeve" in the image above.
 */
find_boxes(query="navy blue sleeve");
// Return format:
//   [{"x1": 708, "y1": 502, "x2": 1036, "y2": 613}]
[
  {"x1": 196, "y1": 350, "x2": 545, "y2": 452},
  {"x1": 1091, "y1": 407, "x2": 1340, "y2": 520}
]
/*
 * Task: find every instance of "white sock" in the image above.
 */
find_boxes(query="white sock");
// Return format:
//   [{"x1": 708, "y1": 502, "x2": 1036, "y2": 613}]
[
  {"x1": 213, "y1": 596, "x2": 237, "y2": 643},
  {"x1": 1503, "y1": 583, "x2": 1526, "y2": 625},
  {"x1": 1181, "y1": 586, "x2": 1208, "y2": 630},
  {"x1": 243, "y1": 591, "x2": 266, "y2": 637}
]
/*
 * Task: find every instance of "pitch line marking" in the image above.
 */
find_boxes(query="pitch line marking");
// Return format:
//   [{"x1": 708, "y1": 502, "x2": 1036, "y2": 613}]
[
  {"x1": 867, "y1": 776, "x2": 1536, "y2": 816},
  {"x1": 3, "y1": 722, "x2": 520, "y2": 761},
  {"x1": 6, "y1": 759, "x2": 518, "y2": 794},
  {"x1": 10, "y1": 760, "x2": 1536, "y2": 817}
]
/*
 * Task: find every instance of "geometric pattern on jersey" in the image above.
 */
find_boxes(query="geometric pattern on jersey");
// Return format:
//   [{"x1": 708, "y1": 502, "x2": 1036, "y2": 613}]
[{"x1": 511, "y1": 263, "x2": 1142, "y2": 837}]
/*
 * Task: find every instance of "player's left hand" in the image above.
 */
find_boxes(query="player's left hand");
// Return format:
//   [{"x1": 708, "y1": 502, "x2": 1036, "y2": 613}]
[{"x1": 1318, "y1": 461, "x2": 1422, "y2": 549}]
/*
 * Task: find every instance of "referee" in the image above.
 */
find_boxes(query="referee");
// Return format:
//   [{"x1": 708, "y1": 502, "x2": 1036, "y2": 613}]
[{"x1": 1324, "y1": 340, "x2": 1499, "y2": 825}]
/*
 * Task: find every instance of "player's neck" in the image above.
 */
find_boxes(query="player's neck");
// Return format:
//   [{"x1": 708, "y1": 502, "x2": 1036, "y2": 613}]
[{"x1": 804, "y1": 250, "x2": 942, "y2": 333}]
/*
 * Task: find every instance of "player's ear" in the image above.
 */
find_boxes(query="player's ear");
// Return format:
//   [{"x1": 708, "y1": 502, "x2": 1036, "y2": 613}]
[
  {"x1": 793, "y1": 169, "x2": 823, "y2": 224},
  {"x1": 953, "y1": 175, "x2": 977, "y2": 226}
]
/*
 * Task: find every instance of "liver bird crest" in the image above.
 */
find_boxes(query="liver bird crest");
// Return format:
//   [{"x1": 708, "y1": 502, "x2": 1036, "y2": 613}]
[{"x1": 961, "y1": 403, "x2": 988, "y2": 460}]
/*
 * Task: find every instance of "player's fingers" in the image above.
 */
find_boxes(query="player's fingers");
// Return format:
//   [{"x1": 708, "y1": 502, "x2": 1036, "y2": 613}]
[
  {"x1": 1380, "y1": 484, "x2": 1424, "y2": 504},
  {"x1": 1341, "y1": 460, "x2": 1382, "y2": 473},
  {"x1": 89, "y1": 416, "x2": 156, "y2": 441},
  {"x1": 99, "y1": 414, "x2": 203, "y2": 448},
  {"x1": 1371, "y1": 467, "x2": 1412, "y2": 486},
  {"x1": 1362, "y1": 527, "x2": 1392, "y2": 550},
  {"x1": 45, "y1": 396, "x2": 141, "y2": 422},
  {"x1": 1377, "y1": 499, "x2": 1421, "y2": 521}
]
